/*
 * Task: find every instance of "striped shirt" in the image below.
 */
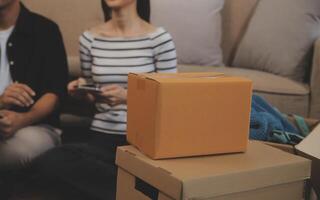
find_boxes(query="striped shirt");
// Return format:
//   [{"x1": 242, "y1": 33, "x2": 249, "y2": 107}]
[{"x1": 79, "y1": 27, "x2": 177, "y2": 135}]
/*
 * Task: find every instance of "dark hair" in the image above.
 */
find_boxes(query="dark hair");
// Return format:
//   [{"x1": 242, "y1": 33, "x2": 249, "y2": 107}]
[{"x1": 101, "y1": 0, "x2": 150, "y2": 22}]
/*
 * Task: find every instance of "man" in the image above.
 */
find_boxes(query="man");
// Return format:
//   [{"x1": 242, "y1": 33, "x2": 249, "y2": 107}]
[{"x1": 0, "y1": 0, "x2": 68, "y2": 170}]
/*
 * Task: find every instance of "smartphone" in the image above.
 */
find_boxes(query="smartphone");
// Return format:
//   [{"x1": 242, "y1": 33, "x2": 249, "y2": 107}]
[{"x1": 77, "y1": 84, "x2": 101, "y2": 93}]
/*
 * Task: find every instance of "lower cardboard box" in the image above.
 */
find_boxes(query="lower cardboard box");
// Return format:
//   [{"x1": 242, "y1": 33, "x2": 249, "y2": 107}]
[
  {"x1": 261, "y1": 119, "x2": 320, "y2": 197},
  {"x1": 116, "y1": 142, "x2": 311, "y2": 200}
]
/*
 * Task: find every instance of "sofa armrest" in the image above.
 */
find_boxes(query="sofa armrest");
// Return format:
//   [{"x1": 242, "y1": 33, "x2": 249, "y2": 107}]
[
  {"x1": 310, "y1": 38, "x2": 320, "y2": 118},
  {"x1": 68, "y1": 56, "x2": 81, "y2": 78}
]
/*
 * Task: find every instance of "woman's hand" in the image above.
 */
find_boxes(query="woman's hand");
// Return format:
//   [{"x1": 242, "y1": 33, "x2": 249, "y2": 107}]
[
  {"x1": 67, "y1": 78, "x2": 86, "y2": 96},
  {"x1": 98, "y1": 84, "x2": 127, "y2": 106},
  {"x1": 67, "y1": 78, "x2": 95, "y2": 103}
]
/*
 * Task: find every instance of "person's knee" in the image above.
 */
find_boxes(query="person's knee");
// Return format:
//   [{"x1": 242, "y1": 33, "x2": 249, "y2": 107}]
[
  {"x1": 0, "y1": 126, "x2": 61, "y2": 169},
  {"x1": 0, "y1": 143, "x2": 33, "y2": 169}
]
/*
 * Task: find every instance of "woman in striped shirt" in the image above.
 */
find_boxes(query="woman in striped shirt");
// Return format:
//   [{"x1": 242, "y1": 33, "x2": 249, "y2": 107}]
[
  {"x1": 34, "y1": 0, "x2": 177, "y2": 199},
  {"x1": 69, "y1": 0, "x2": 177, "y2": 135}
]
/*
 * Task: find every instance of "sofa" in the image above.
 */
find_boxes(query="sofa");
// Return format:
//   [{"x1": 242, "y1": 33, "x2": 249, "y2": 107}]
[{"x1": 22, "y1": 0, "x2": 320, "y2": 125}]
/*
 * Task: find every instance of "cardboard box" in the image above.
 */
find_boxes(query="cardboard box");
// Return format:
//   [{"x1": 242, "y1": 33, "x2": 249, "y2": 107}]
[
  {"x1": 116, "y1": 142, "x2": 311, "y2": 200},
  {"x1": 262, "y1": 120, "x2": 320, "y2": 198},
  {"x1": 296, "y1": 124, "x2": 320, "y2": 198},
  {"x1": 127, "y1": 72, "x2": 252, "y2": 159}
]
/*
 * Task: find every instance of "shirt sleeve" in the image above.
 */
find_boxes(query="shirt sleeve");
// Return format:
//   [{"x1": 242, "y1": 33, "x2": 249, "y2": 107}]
[
  {"x1": 79, "y1": 31, "x2": 94, "y2": 83},
  {"x1": 153, "y1": 31, "x2": 178, "y2": 73},
  {"x1": 42, "y1": 23, "x2": 68, "y2": 101}
]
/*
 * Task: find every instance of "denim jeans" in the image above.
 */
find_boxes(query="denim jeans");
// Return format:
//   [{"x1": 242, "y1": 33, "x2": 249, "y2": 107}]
[{"x1": 33, "y1": 130, "x2": 128, "y2": 200}]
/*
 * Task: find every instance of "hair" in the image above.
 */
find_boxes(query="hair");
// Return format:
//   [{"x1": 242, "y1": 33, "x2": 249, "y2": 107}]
[{"x1": 101, "y1": 0, "x2": 150, "y2": 22}]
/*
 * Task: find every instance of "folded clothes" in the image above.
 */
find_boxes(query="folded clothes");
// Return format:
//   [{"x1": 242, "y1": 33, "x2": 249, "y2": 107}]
[{"x1": 249, "y1": 95, "x2": 299, "y2": 143}]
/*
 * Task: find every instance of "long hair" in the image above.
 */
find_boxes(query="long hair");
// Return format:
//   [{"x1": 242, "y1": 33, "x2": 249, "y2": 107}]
[{"x1": 101, "y1": 0, "x2": 150, "y2": 22}]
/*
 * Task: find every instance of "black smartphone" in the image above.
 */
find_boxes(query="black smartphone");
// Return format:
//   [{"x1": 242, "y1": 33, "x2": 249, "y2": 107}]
[{"x1": 77, "y1": 84, "x2": 101, "y2": 93}]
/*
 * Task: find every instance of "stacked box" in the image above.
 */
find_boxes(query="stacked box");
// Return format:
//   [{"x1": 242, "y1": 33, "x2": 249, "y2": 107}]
[{"x1": 116, "y1": 142, "x2": 311, "y2": 200}]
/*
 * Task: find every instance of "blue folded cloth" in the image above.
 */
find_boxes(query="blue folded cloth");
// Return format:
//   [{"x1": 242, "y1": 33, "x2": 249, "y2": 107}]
[{"x1": 249, "y1": 95, "x2": 299, "y2": 141}]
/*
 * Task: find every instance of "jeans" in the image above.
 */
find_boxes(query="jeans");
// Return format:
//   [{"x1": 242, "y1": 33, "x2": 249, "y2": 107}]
[
  {"x1": 33, "y1": 130, "x2": 128, "y2": 200},
  {"x1": 0, "y1": 124, "x2": 61, "y2": 170}
]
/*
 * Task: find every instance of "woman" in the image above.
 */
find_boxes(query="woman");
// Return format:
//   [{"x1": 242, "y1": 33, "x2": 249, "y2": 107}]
[{"x1": 33, "y1": 0, "x2": 177, "y2": 199}]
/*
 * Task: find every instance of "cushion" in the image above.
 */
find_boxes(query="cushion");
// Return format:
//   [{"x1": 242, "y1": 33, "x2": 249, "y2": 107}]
[
  {"x1": 68, "y1": 56, "x2": 81, "y2": 77},
  {"x1": 178, "y1": 65, "x2": 309, "y2": 95},
  {"x1": 151, "y1": 0, "x2": 224, "y2": 66},
  {"x1": 221, "y1": 0, "x2": 259, "y2": 65},
  {"x1": 178, "y1": 65, "x2": 310, "y2": 116},
  {"x1": 233, "y1": 0, "x2": 320, "y2": 82}
]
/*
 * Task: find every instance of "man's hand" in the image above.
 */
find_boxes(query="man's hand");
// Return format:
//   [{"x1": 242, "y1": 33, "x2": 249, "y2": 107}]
[
  {"x1": 0, "y1": 83, "x2": 36, "y2": 108},
  {"x1": 0, "y1": 110, "x2": 27, "y2": 138}
]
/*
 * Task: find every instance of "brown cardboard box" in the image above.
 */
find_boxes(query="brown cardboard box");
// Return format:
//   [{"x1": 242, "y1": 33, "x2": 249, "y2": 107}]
[
  {"x1": 262, "y1": 120, "x2": 320, "y2": 198},
  {"x1": 116, "y1": 142, "x2": 311, "y2": 200},
  {"x1": 295, "y1": 124, "x2": 320, "y2": 198},
  {"x1": 127, "y1": 72, "x2": 252, "y2": 159}
]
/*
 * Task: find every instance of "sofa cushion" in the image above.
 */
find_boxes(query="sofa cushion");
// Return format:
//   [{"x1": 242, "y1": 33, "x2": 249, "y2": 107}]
[
  {"x1": 255, "y1": 92, "x2": 309, "y2": 117},
  {"x1": 178, "y1": 65, "x2": 309, "y2": 116},
  {"x1": 150, "y1": 0, "x2": 224, "y2": 66},
  {"x1": 68, "y1": 56, "x2": 81, "y2": 78},
  {"x1": 60, "y1": 114, "x2": 92, "y2": 128},
  {"x1": 221, "y1": 0, "x2": 259, "y2": 65},
  {"x1": 232, "y1": 0, "x2": 320, "y2": 82}
]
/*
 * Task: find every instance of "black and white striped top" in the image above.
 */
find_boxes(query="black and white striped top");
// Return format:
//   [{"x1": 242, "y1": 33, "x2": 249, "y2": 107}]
[{"x1": 79, "y1": 27, "x2": 177, "y2": 135}]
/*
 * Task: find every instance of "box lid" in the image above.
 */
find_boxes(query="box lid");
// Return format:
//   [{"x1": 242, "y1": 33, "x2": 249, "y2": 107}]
[
  {"x1": 129, "y1": 72, "x2": 252, "y2": 84},
  {"x1": 116, "y1": 142, "x2": 310, "y2": 199},
  {"x1": 296, "y1": 123, "x2": 320, "y2": 160}
]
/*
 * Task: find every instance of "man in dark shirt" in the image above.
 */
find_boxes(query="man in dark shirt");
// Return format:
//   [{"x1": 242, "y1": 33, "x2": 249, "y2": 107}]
[{"x1": 0, "y1": 0, "x2": 68, "y2": 169}]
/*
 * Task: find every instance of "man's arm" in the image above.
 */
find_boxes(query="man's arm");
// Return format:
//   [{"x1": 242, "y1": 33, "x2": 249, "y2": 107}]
[
  {"x1": 0, "y1": 22, "x2": 69, "y2": 136},
  {"x1": 20, "y1": 93, "x2": 59, "y2": 125},
  {"x1": 0, "y1": 93, "x2": 58, "y2": 136},
  {"x1": 41, "y1": 22, "x2": 69, "y2": 104}
]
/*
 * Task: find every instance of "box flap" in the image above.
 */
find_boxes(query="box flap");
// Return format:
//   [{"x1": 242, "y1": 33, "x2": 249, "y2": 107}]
[
  {"x1": 137, "y1": 72, "x2": 224, "y2": 79},
  {"x1": 116, "y1": 142, "x2": 311, "y2": 199},
  {"x1": 129, "y1": 72, "x2": 252, "y2": 85},
  {"x1": 296, "y1": 123, "x2": 320, "y2": 159}
]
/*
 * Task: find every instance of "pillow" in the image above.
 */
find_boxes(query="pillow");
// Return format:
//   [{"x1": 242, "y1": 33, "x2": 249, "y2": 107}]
[
  {"x1": 233, "y1": 0, "x2": 320, "y2": 82},
  {"x1": 151, "y1": 0, "x2": 224, "y2": 66}
]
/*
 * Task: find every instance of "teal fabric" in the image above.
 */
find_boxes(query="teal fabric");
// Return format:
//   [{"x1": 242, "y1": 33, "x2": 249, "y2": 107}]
[
  {"x1": 268, "y1": 130, "x2": 305, "y2": 145},
  {"x1": 250, "y1": 95, "x2": 298, "y2": 141},
  {"x1": 250, "y1": 95, "x2": 311, "y2": 145},
  {"x1": 293, "y1": 115, "x2": 310, "y2": 137}
]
